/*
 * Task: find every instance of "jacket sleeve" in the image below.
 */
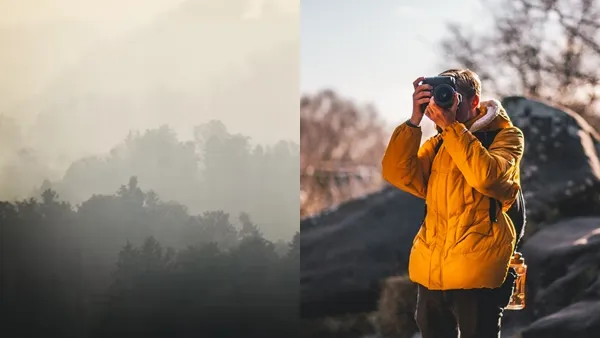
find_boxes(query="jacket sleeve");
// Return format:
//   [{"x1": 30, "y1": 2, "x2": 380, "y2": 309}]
[
  {"x1": 441, "y1": 121, "x2": 524, "y2": 202},
  {"x1": 381, "y1": 122, "x2": 440, "y2": 199}
]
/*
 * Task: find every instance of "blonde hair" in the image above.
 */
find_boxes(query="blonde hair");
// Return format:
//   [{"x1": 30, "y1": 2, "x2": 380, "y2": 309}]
[{"x1": 439, "y1": 68, "x2": 482, "y2": 101}]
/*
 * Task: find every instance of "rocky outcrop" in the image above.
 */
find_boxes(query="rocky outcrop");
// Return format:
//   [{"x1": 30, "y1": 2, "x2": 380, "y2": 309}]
[
  {"x1": 516, "y1": 217, "x2": 600, "y2": 337},
  {"x1": 301, "y1": 188, "x2": 423, "y2": 317},
  {"x1": 301, "y1": 96, "x2": 600, "y2": 337},
  {"x1": 501, "y1": 97, "x2": 600, "y2": 222},
  {"x1": 519, "y1": 301, "x2": 600, "y2": 338}
]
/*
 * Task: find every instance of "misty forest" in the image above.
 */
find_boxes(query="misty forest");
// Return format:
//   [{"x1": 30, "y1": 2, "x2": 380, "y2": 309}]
[
  {"x1": 0, "y1": 120, "x2": 299, "y2": 338},
  {"x1": 0, "y1": 1, "x2": 299, "y2": 337}
]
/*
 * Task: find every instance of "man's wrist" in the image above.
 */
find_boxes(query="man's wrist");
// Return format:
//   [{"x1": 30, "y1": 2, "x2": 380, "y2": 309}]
[
  {"x1": 407, "y1": 116, "x2": 422, "y2": 128},
  {"x1": 406, "y1": 119, "x2": 420, "y2": 128}
]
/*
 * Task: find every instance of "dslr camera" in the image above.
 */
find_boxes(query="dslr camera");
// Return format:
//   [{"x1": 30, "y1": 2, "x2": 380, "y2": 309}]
[{"x1": 420, "y1": 76, "x2": 458, "y2": 113}]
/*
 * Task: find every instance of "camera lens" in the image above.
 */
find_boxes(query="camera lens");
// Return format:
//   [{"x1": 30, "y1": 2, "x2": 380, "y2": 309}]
[{"x1": 434, "y1": 84, "x2": 455, "y2": 108}]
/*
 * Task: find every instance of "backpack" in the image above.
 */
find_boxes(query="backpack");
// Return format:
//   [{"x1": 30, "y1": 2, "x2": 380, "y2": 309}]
[{"x1": 428, "y1": 129, "x2": 527, "y2": 251}]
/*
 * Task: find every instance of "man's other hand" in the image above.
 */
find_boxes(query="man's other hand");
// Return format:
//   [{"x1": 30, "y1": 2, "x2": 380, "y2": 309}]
[
  {"x1": 410, "y1": 77, "x2": 432, "y2": 126},
  {"x1": 425, "y1": 92, "x2": 459, "y2": 129}
]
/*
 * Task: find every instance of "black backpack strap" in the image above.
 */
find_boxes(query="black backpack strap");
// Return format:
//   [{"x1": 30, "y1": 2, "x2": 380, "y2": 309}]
[
  {"x1": 433, "y1": 137, "x2": 444, "y2": 155},
  {"x1": 489, "y1": 197, "x2": 499, "y2": 223},
  {"x1": 473, "y1": 130, "x2": 501, "y2": 223},
  {"x1": 511, "y1": 190, "x2": 527, "y2": 250}
]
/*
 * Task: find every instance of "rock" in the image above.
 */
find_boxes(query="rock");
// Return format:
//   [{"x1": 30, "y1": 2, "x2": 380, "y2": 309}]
[
  {"x1": 501, "y1": 97, "x2": 600, "y2": 222},
  {"x1": 521, "y1": 217, "x2": 600, "y2": 265},
  {"x1": 519, "y1": 300, "x2": 600, "y2": 338},
  {"x1": 511, "y1": 217, "x2": 600, "y2": 335},
  {"x1": 300, "y1": 97, "x2": 600, "y2": 319},
  {"x1": 582, "y1": 274, "x2": 600, "y2": 299},
  {"x1": 301, "y1": 187, "x2": 423, "y2": 318}
]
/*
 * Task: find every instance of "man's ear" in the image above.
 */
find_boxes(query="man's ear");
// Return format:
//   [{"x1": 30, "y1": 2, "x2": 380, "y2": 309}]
[{"x1": 471, "y1": 94, "x2": 480, "y2": 109}]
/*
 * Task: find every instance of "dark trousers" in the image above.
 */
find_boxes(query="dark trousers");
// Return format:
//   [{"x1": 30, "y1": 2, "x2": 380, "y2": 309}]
[{"x1": 414, "y1": 278, "x2": 514, "y2": 338}]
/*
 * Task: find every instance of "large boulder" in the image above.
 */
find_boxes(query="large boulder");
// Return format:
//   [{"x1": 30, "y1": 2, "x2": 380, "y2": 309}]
[
  {"x1": 501, "y1": 97, "x2": 600, "y2": 222},
  {"x1": 513, "y1": 217, "x2": 600, "y2": 337},
  {"x1": 519, "y1": 300, "x2": 600, "y2": 338},
  {"x1": 300, "y1": 96, "x2": 600, "y2": 321},
  {"x1": 301, "y1": 187, "x2": 423, "y2": 318}
]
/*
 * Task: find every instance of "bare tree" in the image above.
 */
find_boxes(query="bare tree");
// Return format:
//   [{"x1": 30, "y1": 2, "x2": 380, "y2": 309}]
[
  {"x1": 441, "y1": 0, "x2": 600, "y2": 127},
  {"x1": 300, "y1": 90, "x2": 388, "y2": 217}
]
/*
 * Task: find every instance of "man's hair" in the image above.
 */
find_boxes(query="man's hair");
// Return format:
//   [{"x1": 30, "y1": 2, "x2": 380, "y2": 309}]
[{"x1": 438, "y1": 68, "x2": 482, "y2": 101}]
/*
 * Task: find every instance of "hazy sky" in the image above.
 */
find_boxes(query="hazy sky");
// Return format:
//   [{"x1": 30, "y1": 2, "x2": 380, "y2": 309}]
[
  {"x1": 0, "y1": 0, "x2": 184, "y2": 28},
  {"x1": 0, "y1": 0, "x2": 295, "y2": 107},
  {"x1": 0, "y1": 0, "x2": 299, "y2": 148},
  {"x1": 0, "y1": 0, "x2": 299, "y2": 189},
  {"x1": 301, "y1": 0, "x2": 489, "y2": 125},
  {"x1": 0, "y1": 0, "x2": 187, "y2": 109}
]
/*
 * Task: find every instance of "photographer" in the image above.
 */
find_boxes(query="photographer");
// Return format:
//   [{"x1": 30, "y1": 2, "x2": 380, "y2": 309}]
[{"x1": 381, "y1": 69, "x2": 525, "y2": 338}]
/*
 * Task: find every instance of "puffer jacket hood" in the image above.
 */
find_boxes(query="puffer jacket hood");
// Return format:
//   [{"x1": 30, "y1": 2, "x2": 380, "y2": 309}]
[{"x1": 435, "y1": 99, "x2": 513, "y2": 134}]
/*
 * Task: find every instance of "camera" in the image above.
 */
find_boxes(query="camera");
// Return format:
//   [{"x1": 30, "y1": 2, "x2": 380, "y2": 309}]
[{"x1": 420, "y1": 76, "x2": 457, "y2": 113}]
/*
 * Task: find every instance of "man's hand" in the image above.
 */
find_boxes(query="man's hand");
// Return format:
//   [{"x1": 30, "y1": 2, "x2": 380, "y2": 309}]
[
  {"x1": 410, "y1": 77, "x2": 432, "y2": 126},
  {"x1": 425, "y1": 92, "x2": 460, "y2": 129}
]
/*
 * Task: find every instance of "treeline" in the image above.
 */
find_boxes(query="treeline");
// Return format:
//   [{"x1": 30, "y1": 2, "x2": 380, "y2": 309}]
[
  {"x1": 300, "y1": 90, "x2": 389, "y2": 217},
  {"x1": 0, "y1": 178, "x2": 298, "y2": 338},
  {"x1": 0, "y1": 119, "x2": 298, "y2": 241}
]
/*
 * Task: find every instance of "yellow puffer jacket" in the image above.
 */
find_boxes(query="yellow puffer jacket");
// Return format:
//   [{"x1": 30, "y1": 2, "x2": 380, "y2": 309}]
[{"x1": 382, "y1": 99, "x2": 524, "y2": 290}]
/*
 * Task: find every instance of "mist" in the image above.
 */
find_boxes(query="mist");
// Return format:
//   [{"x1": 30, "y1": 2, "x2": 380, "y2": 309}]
[
  {"x1": 0, "y1": 0, "x2": 299, "y2": 240},
  {"x1": 0, "y1": 1, "x2": 299, "y2": 337}
]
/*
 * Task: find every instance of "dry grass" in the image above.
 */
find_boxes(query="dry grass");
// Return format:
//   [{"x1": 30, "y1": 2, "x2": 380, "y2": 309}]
[
  {"x1": 301, "y1": 312, "x2": 378, "y2": 338},
  {"x1": 377, "y1": 275, "x2": 419, "y2": 338}
]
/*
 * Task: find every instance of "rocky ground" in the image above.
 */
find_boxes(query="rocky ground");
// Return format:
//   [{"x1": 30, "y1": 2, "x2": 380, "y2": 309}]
[{"x1": 301, "y1": 97, "x2": 600, "y2": 337}]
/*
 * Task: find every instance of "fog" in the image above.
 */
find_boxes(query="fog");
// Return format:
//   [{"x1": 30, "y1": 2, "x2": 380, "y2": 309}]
[
  {"x1": 0, "y1": 2, "x2": 299, "y2": 336},
  {"x1": 0, "y1": 0, "x2": 299, "y2": 240}
]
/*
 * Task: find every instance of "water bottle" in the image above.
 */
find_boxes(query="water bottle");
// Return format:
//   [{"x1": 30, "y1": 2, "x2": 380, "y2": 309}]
[{"x1": 505, "y1": 252, "x2": 527, "y2": 310}]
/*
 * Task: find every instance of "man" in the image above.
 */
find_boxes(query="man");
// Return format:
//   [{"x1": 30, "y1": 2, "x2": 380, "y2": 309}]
[{"x1": 381, "y1": 69, "x2": 524, "y2": 337}]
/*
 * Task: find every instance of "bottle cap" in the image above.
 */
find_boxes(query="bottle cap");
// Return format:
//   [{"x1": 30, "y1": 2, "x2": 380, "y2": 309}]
[{"x1": 511, "y1": 252, "x2": 524, "y2": 264}]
